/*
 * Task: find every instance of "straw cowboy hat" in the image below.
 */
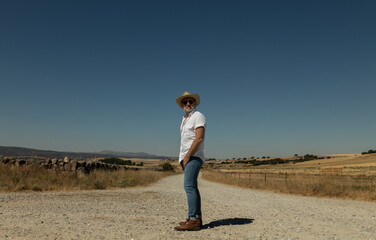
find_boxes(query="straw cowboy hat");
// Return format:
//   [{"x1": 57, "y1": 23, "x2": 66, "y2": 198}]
[{"x1": 176, "y1": 91, "x2": 200, "y2": 108}]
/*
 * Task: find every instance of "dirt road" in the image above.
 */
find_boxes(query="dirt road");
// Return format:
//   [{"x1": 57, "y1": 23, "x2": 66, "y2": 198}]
[{"x1": 1, "y1": 174, "x2": 376, "y2": 239}]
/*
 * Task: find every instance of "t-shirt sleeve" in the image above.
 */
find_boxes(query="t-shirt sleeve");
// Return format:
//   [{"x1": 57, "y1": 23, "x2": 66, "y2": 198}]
[{"x1": 194, "y1": 113, "x2": 206, "y2": 129}]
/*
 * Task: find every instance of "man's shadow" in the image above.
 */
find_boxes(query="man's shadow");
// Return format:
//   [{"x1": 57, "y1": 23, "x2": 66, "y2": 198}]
[{"x1": 202, "y1": 218, "x2": 254, "y2": 229}]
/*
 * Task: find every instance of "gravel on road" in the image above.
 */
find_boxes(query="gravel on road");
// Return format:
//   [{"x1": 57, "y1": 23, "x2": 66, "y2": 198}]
[{"x1": 1, "y1": 173, "x2": 376, "y2": 240}]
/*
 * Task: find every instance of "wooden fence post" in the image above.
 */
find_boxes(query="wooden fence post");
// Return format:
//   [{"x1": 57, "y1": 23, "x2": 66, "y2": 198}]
[
  {"x1": 285, "y1": 172, "x2": 288, "y2": 185},
  {"x1": 371, "y1": 178, "x2": 373, "y2": 190}
]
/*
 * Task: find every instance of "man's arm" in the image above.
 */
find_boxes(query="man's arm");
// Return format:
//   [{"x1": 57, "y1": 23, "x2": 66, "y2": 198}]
[{"x1": 182, "y1": 126, "x2": 205, "y2": 168}]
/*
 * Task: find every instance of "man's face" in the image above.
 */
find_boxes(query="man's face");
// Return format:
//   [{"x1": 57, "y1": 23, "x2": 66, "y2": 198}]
[{"x1": 181, "y1": 97, "x2": 196, "y2": 113}]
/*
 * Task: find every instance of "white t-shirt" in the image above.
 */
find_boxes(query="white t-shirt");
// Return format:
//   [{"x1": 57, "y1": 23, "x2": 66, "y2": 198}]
[{"x1": 179, "y1": 109, "x2": 206, "y2": 163}]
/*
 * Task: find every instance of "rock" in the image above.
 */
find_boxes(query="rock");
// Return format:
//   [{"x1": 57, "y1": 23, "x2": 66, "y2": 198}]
[
  {"x1": 77, "y1": 167, "x2": 88, "y2": 178},
  {"x1": 26, "y1": 159, "x2": 34, "y2": 165},
  {"x1": 63, "y1": 157, "x2": 70, "y2": 163},
  {"x1": 78, "y1": 161, "x2": 86, "y2": 168},
  {"x1": 2, "y1": 158, "x2": 10, "y2": 164},
  {"x1": 15, "y1": 159, "x2": 26, "y2": 167},
  {"x1": 64, "y1": 163, "x2": 72, "y2": 171},
  {"x1": 71, "y1": 160, "x2": 78, "y2": 171}
]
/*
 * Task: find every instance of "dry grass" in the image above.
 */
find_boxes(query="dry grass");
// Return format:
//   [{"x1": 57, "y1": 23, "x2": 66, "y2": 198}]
[
  {"x1": 203, "y1": 153, "x2": 376, "y2": 201},
  {"x1": 202, "y1": 170, "x2": 376, "y2": 202},
  {"x1": 0, "y1": 163, "x2": 174, "y2": 192},
  {"x1": 209, "y1": 153, "x2": 376, "y2": 173}
]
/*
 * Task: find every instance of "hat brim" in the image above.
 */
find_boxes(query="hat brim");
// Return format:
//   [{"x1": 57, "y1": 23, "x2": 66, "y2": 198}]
[{"x1": 176, "y1": 94, "x2": 200, "y2": 108}]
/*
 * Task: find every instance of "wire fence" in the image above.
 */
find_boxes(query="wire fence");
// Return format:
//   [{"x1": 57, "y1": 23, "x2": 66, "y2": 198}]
[
  {"x1": 224, "y1": 171, "x2": 375, "y2": 185},
  {"x1": 214, "y1": 170, "x2": 376, "y2": 198}
]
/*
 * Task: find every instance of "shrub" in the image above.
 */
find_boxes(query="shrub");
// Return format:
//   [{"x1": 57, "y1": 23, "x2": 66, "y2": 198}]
[
  {"x1": 31, "y1": 184, "x2": 42, "y2": 191},
  {"x1": 93, "y1": 180, "x2": 106, "y2": 190},
  {"x1": 12, "y1": 175, "x2": 20, "y2": 184},
  {"x1": 18, "y1": 185, "x2": 29, "y2": 191},
  {"x1": 362, "y1": 149, "x2": 376, "y2": 155},
  {"x1": 99, "y1": 158, "x2": 135, "y2": 165},
  {"x1": 161, "y1": 162, "x2": 174, "y2": 172}
]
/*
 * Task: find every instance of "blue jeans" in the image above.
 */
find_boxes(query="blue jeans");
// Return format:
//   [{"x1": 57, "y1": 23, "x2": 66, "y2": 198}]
[{"x1": 183, "y1": 156, "x2": 203, "y2": 219}]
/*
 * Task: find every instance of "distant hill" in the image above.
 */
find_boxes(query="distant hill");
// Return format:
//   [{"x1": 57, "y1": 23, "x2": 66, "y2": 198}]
[
  {"x1": 98, "y1": 150, "x2": 160, "y2": 158},
  {"x1": 0, "y1": 146, "x2": 165, "y2": 159}
]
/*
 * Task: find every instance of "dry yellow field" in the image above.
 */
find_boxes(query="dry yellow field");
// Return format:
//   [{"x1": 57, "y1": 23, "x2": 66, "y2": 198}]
[
  {"x1": 292, "y1": 153, "x2": 376, "y2": 167},
  {"x1": 203, "y1": 153, "x2": 376, "y2": 201},
  {"x1": 206, "y1": 153, "x2": 376, "y2": 176}
]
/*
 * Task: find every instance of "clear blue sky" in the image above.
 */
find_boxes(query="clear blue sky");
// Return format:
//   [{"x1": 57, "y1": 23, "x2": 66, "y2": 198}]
[{"x1": 1, "y1": 0, "x2": 375, "y2": 159}]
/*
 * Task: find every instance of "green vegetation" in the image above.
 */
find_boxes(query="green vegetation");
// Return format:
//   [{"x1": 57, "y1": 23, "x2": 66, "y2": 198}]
[
  {"x1": 161, "y1": 162, "x2": 175, "y2": 172},
  {"x1": 362, "y1": 149, "x2": 376, "y2": 155},
  {"x1": 234, "y1": 154, "x2": 322, "y2": 166},
  {"x1": 99, "y1": 158, "x2": 141, "y2": 166}
]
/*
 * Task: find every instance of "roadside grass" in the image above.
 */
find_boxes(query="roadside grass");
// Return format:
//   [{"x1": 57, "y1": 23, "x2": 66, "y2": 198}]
[
  {"x1": 0, "y1": 163, "x2": 174, "y2": 192},
  {"x1": 202, "y1": 170, "x2": 376, "y2": 202}
]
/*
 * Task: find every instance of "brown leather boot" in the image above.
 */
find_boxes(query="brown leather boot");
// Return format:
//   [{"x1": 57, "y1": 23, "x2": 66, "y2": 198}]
[
  {"x1": 175, "y1": 218, "x2": 202, "y2": 231},
  {"x1": 179, "y1": 219, "x2": 189, "y2": 225},
  {"x1": 179, "y1": 218, "x2": 202, "y2": 226}
]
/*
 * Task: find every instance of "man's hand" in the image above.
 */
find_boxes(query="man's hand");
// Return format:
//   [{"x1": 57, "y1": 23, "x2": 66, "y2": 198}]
[{"x1": 182, "y1": 156, "x2": 190, "y2": 168}]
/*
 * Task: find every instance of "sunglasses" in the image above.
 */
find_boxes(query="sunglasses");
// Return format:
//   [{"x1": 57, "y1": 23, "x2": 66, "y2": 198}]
[{"x1": 182, "y1": 100, "x2": 194, "y2": 105}]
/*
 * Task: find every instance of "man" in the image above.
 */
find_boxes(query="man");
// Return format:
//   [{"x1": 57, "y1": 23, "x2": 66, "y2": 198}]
[{"x1": 174, "y1": 91, "x2": 206, "y2": 231}]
